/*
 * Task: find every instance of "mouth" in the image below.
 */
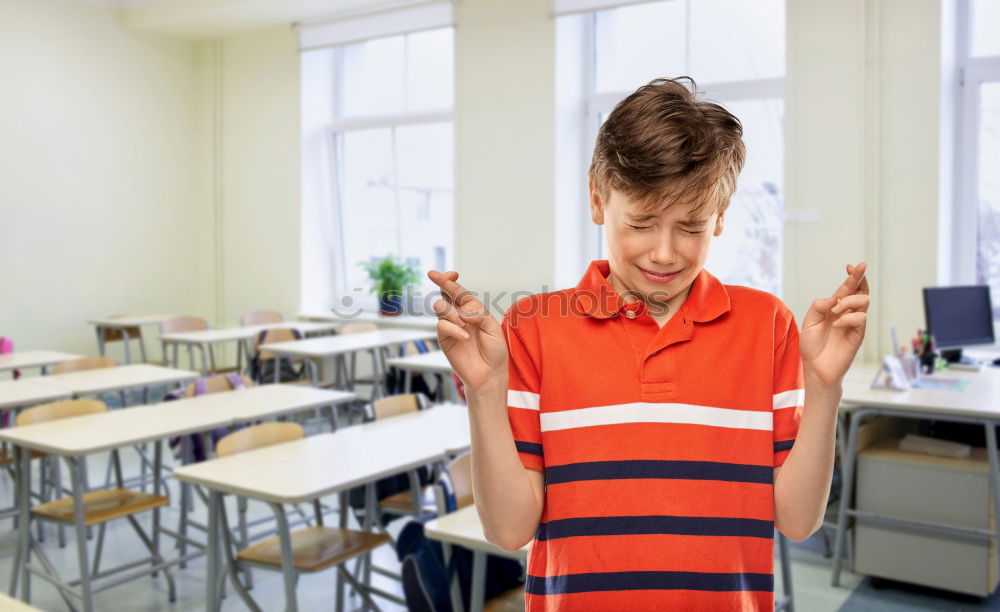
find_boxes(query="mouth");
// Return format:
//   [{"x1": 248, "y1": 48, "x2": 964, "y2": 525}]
[{"x1": 638, "y1": 266, "x2": 683, "y2": 284}]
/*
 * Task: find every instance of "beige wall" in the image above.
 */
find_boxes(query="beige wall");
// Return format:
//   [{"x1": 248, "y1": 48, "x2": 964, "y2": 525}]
[
  {"x1": 786, "y1": 0, "x2": 949, "y2": 361},
  {"x1": 0, "y1": 0, "x2": 203, "y2": 357},
  {"x1": 453, "y1": 0, "x2": 556, "y2": 313}
]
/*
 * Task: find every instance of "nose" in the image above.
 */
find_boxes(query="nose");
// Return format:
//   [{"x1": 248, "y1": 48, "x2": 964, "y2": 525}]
[{"x1": 649, "y1": 229, "x2": 676, "y2": 266}]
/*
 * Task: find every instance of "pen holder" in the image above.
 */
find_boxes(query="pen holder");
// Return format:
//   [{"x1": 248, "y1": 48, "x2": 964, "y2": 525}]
[{"x1": 919, "y1": 351, "x2": 937, "y2": 375}]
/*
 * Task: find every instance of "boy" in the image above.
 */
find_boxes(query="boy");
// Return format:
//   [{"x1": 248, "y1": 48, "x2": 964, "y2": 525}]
[{"x1": 429, "y1": 77, "x2": 869, "y2": 610}]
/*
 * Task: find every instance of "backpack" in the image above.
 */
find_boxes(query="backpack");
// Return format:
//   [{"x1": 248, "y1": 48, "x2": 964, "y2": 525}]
[
  {"x1": 383, "y1": 340, "x2": 444, "y2": 400},
  {"x1": 249, "y1": 328, "x2": 305, "y2": 383},
  {"x1": 344, "y1": 391, "x2": 437, "y2": 524},
  {"x1": 396, "y1": 470, "x2": 525, "y2": 611},
  {"x1": 167, "y1": 374, "x2": 249, "y2": 462}
]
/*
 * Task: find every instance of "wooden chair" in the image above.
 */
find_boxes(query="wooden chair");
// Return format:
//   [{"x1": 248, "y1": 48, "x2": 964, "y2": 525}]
[
  {"x1": 160, "y1": 315, "x2": 213, "y2": 372},
  {"x1": 51, "y1": 356, "x2": 116, "y2": 375},
  {"x1": 251, "y1": 328, "x2": 312, "y2": 385},
  {"x1": 214, "y1": 423, "x2": 390, "y2": 610},
  {"x1": 19, "y1": 400, "x2": 175, "y2": 598},
  {"x1": 182, "y1": 374, "x2": 253, "y2": 397},
  {"x1": 240, "y1": 310, "x2": 283, "y2": 326},
  {"x1": 98, "y1": 315, "x2": 148, "y2": 363},
  {"x1": 372, "y1": 394, "x2": 435, "y2": 515},
  {"x1": 337, "y1": 323, "x2": 385, "y2": 399}
]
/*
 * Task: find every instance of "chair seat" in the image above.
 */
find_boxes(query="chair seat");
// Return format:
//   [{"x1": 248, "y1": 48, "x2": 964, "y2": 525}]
[
  {"x1": 0, "y1": 448, "x2": 46, "y2": 466},
  {"x1": 379, "y1": 485, "x2": 435, "y2": 514},
  {"x1": 31, "y1": 488, "x2": 168, "y2": 526},
  {"x1": 237, "y1": 526, "x2": 390, "y2": 573},
  {"x1": 485, "y1": 585, "x2": 526, "y2": 612}
]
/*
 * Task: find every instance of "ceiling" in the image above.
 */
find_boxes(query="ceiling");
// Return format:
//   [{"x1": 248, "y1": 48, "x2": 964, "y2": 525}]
[{"x1": 82, "y1": 0, "x2": 423, "y2": 38}]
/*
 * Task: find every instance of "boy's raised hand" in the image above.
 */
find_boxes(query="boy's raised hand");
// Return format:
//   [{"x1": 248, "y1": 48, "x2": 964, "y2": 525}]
[
  {"x1": 800, "y1": 262, "x2": 870, "y2": 388},
  {"x1": 427, "y1": 270, "x2": 508, "y2": 393}
]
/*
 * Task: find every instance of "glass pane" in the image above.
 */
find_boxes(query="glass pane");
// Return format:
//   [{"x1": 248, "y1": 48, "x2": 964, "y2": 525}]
[
  {"x1": 977, "y1": 82, "x2": 1000, "y2": 314},
  {"x1": 689, "y1": 0, "x2": 785, "y2": 83},
  {"x1": 705, "y1": 98, "x2": 784, "y2": 296},
  {"x1": 971, "y1": 0, "x2": 1000, "y2": 58},
  {"x1": 395, "y1": 123, "x2": 455, "y2": 300},
  {"x1": 341, "y1": 35, "x2": 405, "y2": 118},
  {"x1": 406, "y1": 28, "x2": 454, "y2": 112},
  {"x1": 338, "y1": 128, "x2": 400, "y2": 295},
  {"x1": 595, "y1": 1, "x2": 687, "y2": 94}
]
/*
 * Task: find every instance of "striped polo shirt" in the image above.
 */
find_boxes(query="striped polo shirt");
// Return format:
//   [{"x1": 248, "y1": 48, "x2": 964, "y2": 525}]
[{"x1": 503, "y1": 259, "x2": 804, "y2": 611}]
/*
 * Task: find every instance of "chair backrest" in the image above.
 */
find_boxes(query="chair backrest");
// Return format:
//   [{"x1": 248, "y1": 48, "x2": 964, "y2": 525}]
[
  {"x1": 52, "y1": 356, "x2": 117, "y2": 374},
  {"x1": 215, "y1": 422, "x2": 304, "y2": 457},
  {"x1": 17, "y1": 399, "x2": 107, "y2": 426},
  {"x1": 240, "y1": 310, "x2": 283, "y2": 326},
  {"x1": 160, "y1": 315, "x2": 209, "y2": 335},
  {"x1": 445, "y1": 451, "x2": 473, "y2": 510},
  {"x1": 102, "y1": 315, "x2": 141, "y2": 343},
  {"x1": 339, "y1": 322, "x2": 377, "y2": 335},
  {"x1": 372, "y1": 393, "x2": 421, "y2": 421},
  {"x1": 254, "y1": 327, "x2": 300, "y2": 361},
  {"x1": 184, "y1": 374, "x2": 254, "y2": 398}
]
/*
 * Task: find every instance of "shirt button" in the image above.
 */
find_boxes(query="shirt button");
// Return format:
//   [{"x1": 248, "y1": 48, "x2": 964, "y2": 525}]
[{"x1": 626, "y1": 310, "x2": 636, "y2": 319}]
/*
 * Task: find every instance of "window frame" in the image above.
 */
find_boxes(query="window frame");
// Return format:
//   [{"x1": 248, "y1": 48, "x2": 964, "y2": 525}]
[
  {"x1": 326, "y1": 29, "x2": 455, "y2": 306},
  {"x1": 953, "y1": 1, "x2": 1000, "y2": 320},
  {"x1": 573, "y1": 4, "x2": 785, "y2": 288}
]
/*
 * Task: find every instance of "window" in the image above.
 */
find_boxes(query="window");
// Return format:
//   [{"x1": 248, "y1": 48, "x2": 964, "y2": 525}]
[
  {"x1": 556, "y1": 0, "x2": 785, "y2": 296},
  {"x1": 957, "y1": 0, "x2": 1000, "y2": 316},
  {"x1": 320, "y1": 28, "x2": 453, "y2": 310}
]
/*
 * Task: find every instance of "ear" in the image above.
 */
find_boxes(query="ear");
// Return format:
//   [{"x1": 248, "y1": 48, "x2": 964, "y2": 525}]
[
  {"x1": 589, "y1": 178, "x2": 605, "y2": 225},
  {"x1": 713, "y1": 211, "x2": 725, "y2": 237}
]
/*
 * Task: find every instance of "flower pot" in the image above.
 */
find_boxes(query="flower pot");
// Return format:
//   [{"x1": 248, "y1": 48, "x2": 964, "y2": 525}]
[{"x1": 378, "y1": 294, "x2": 404, "y2": 316}]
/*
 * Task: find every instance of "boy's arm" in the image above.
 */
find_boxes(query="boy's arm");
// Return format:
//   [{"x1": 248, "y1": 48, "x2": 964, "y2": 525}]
[
  {"x1": 774, "y1": 262, "x2": 869, "y2": 541},
  {"x1": 773, "y1": 375, "x2": 841, "y2": 541},
  {"x1": 468, "y1": 380, "x2": 546, "y2": 551},
  {"x1": 427, "y1": 270, "x2": 545, "y2": 552}
]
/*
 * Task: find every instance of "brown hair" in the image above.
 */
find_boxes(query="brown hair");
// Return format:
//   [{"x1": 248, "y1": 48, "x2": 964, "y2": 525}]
[{"x1": 589, "y1": 76, "x2": 746, "y2": 217}]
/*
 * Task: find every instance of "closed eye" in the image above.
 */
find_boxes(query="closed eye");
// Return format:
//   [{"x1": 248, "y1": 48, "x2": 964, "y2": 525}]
[{"x1": 627, "y1": 224, "x2": 651, "y2": 231}]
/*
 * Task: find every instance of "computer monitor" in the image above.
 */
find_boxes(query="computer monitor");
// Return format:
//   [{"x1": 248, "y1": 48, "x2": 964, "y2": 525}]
[{"x1": 923, "y1": 285, "x2": 995, "y2": 360}]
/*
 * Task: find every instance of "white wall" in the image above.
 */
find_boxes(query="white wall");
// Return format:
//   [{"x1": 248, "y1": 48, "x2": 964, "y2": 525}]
[{"x1": 0, "y1": 0, "x2": 204, "y2": 357}]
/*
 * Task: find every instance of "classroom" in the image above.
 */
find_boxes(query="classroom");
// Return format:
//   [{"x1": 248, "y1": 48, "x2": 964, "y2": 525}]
[{"x1": 1, "y1": 0, "x2": 999, "y2": 610}]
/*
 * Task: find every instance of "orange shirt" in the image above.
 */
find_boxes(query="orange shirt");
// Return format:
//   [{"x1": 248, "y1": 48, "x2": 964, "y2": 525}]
[{"x1": 504, "y1": 260, "x2": 804, "y2": 611}]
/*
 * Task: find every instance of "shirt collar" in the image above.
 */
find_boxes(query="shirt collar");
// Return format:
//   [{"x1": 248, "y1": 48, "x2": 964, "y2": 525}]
[{"x1": 573, "y1": 259, "x2": 731, "y2": 323}]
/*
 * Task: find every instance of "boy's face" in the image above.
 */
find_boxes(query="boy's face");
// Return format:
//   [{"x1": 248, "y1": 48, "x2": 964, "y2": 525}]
[{"x1": 590, "y1": 180, "x2": 724, "y2": 309}]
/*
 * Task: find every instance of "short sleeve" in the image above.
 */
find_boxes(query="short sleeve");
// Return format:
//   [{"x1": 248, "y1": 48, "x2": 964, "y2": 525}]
[
  {"x1": 502, "y1": 303, "x2": 544, "y2": 472},
  {"x1": 772, "y1": 307, "x2": 804, "y2": 467}
]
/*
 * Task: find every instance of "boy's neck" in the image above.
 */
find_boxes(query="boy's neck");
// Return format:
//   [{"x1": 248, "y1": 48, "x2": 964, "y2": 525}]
[{"x1": 607, "y1": 271, "x2": 693, "y2": 328}]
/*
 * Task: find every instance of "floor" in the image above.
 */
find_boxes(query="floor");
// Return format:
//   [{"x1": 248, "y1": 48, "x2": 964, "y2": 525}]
[{"x1": 2, "y1": 384, "x2": 1000, "y2": 611}]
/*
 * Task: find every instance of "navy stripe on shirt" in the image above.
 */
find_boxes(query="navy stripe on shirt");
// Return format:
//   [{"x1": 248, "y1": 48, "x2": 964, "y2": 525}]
[
  {"x1": 773, "y1": 440, "x2": 795, "y2": 452},
  {"x1": 525, "y1": 570, "x2": 774, "y2": 595},
  {"x1": 535, "y1": 515, "x2": 774, "y2": 541},
  {"x1": 515, "y1": 440, "x2": 544, "y2": 456},
  {"x1": 544, "y1": 460, "x2": 773, "y2": 486}
]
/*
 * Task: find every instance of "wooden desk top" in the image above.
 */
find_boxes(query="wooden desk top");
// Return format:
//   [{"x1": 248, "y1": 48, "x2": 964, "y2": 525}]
[
  {"x1": 261, "y1": 329, "x2": 436, "y2": 358},
  {"x1": 0, "y1": 351, "x2": 81, "y2": 373}
]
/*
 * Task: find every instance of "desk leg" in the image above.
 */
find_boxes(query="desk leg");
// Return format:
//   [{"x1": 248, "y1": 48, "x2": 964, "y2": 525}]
[
  {"x1": 831, "y1": 408, "x2": 865, "y2": 587},
  {"x1": 985, "y1": 424, "x2": 1000, "y2": 576},
  {"x1": 70, "y1": 456, "x2": 95, "y2": 611},
  {"x1": 404, "y1": 371, "x2": 412, "y2": 394},
  {"x1": 96, "y1": 326, "x2": 106, "y2": 357},
  {"x1": 206, "y1": 490, "x2": 221, "y2": 612},
  {"x1": 10, "y1": 446, "x2": 29, "y2": 598},
  {"x1": 121, "y1": 328, "x2": 133, "y2": 365},
  {"x1": 152, "y1": 441, "x2": 162, "y2": 577},
  {"x1": 269, "y1": 503, "x2": 299, "y2": 612},
  {"x1": 178, "y1": 436, "x2": 192, "y2": 568},
  {"x1": 470, "y1": 550, "x2": 486, "y2": 612},
  {"x1": 336, "y1": 491, "x2": 347, "y2": 612}
]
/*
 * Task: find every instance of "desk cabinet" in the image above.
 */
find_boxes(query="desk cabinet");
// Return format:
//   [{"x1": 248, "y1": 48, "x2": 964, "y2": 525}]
[{"x1": 855, "y1": 438, "x2": 998, "y2": 596}]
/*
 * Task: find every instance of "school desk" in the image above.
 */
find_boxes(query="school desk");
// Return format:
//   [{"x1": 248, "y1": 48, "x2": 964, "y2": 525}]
[
  {"x1": 298, "y1": 310, "x2": 439, "y2": 331},
  {"x1": 0, "y1": 380, "x2": 71, "y2": 411},
  {"x1": 0, "y1": 351, "x2": 81, "y2": 376},
  {"x1": 88, "y1": 315, "x2": 175, "y2": 364},
  {"x1": 386, "y1": 350, "x2": 459, "y2": 401}
]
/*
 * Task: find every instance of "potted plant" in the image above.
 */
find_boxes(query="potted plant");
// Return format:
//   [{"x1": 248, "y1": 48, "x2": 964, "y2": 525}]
[{"x1": 359, "y1": 255, "x2": 419, "y2": 316}]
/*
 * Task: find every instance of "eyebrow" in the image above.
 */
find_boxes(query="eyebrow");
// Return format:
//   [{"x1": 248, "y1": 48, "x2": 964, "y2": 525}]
[{"x1": 677, "y1": 218, "x2": 710, "y2": 227}]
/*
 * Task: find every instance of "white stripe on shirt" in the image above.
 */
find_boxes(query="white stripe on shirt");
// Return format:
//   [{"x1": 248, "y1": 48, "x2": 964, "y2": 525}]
[
  {"x1": 773, "y1": 389, "x2": 805, "y2": 411},
  {"x1": 539, "y1": 402, "x2": 773, "y2": 433},
  {"x1": 508, "y1": 390, "x2": 540, "y2": 411}
]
